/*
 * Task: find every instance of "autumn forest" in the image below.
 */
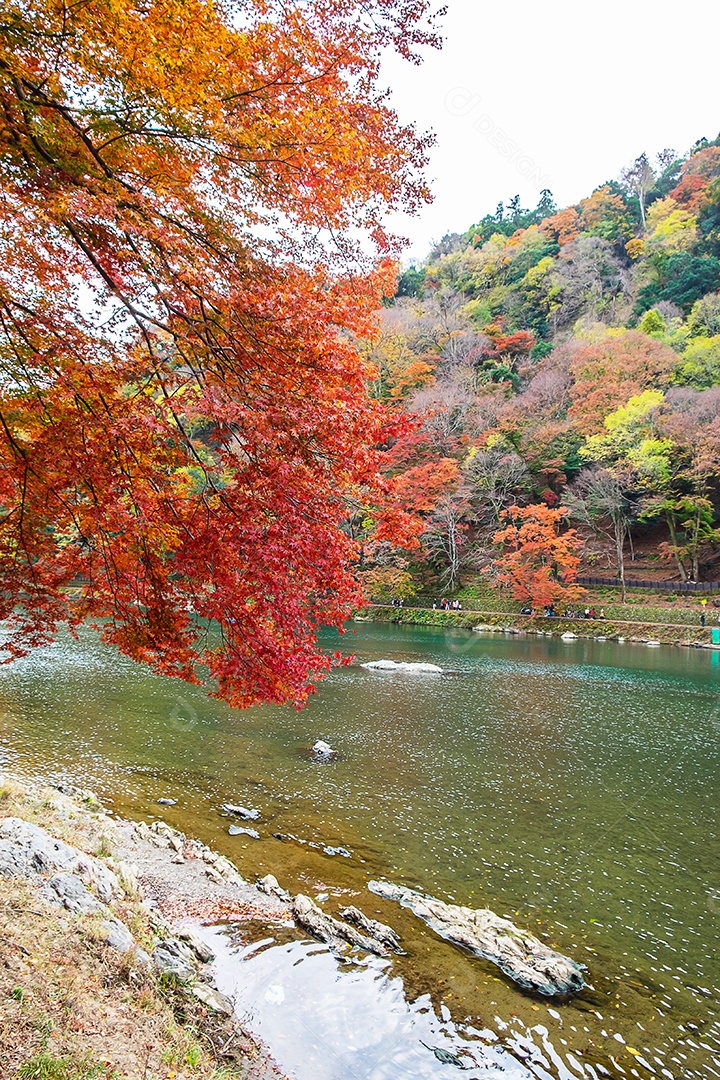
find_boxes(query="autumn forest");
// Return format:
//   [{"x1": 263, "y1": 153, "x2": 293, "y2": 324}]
[
  {"x1": 2, "y1": 0, "x2": 720, "y2": 708},
  {"x1": 361, "y1": 139, "x2": 720, "y2": 605}
]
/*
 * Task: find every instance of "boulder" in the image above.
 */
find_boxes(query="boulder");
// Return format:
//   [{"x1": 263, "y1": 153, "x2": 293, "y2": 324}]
[
  {"x1": 361, "y1": 659, "x2": 443, "y2": 674},
  {"x1": 338, "y1": 906, "x2": 403, "y2": 953},
  {"x1": 257, "y1": 874, "x2": 291, "y2": 902},
  {"x1": 153, "y1": 938, "x2": 198, "y2": 982},
  {"x1": 0, "y1": 818, "x2": 80, "y2": 873},
  {"x1": 177, "y1": 928, "x2": 215, "y2": 964},
  {"x1": 368, "y1": 881, "x2": 585, "y2": 997},
  {"x1": 211, "y1": 855, "x2": 242, "y2": 883},
  {"x1": 190, "y1": 982, "x2": 234, "y2": 1016},
  {"x1": 40, "y1": 872, "x2": 105, "y2": 915},
  {"x1": 101, "y1": 917, "x2": 136, "y2": 953},
  {"x1": 0, "y1": 817, "x2": 122, "y2": 901},
  {"x1": 311, "y1": 740, "x2": 335, "y2": 757},
  {"x1": 0, "y1": 839, "x2": 35, "y2": 878},
  {"x1": 73, "y1": 853, "x2": 120, "y2": 903}
]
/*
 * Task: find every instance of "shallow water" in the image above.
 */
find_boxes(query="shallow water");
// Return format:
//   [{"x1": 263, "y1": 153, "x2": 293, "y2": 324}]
[{"x1": 1, "y1": 621, "x2": 719, "y2": 1079}]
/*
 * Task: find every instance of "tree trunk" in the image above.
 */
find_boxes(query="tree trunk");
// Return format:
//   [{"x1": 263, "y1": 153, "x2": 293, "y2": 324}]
[
  {"x1": 445, "y1": 513, "x2": 460, "y2": 591},
  {"x1": 666, "y1": 511, "x2": 688, "y2": 582},
  {"x1": 691, "y1": 507, "x2": 701, "y2": 582},
  {"x1": 614, "y1": 513, "x2": 627, "y2": 603}
]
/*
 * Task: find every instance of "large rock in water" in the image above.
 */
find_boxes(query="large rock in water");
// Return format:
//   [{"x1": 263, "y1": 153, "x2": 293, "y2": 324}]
[
  {"x1": 361, "y1": 659, "x2": 443, "y2": 674},
  {"x1": 292, "y1": 895, "x2": 389, "y2": 956},
  {"x1": 368, "y1": 881, "x2": 585, "y2": 997}
]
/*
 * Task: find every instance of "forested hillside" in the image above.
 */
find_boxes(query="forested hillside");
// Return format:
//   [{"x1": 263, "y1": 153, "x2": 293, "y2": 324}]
[{"x1": 358, "y1": 136, "x2": 720, "y2": 599}]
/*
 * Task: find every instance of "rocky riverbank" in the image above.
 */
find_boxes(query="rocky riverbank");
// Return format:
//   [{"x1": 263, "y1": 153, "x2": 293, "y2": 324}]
[
  {"x1": 0, "y1": 774, "x2": 290, "y2": 1080},
  {"x1": 1, "y1": 772, "x2": 594, "y2": 1080}
]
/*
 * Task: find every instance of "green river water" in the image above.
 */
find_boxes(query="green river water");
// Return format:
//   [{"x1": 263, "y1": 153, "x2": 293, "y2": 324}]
[{"x1": 0, "y1": 621, "x2": 718, "y2": 1080}]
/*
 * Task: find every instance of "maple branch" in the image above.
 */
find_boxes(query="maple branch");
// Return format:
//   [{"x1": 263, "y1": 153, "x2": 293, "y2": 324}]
[{"x1": 62, "y1": 219, "x2": 168, "y2": 331}]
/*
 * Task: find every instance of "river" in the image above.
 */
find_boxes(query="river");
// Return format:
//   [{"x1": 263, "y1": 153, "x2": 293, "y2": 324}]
[{"x1": 0, "y1": 621, "x2": 718, "y2": 1079}]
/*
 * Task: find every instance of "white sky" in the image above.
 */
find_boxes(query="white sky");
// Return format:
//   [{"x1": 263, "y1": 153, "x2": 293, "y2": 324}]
[{"x1": 382, "y1": 0, "x2": 720, "y2": 264}]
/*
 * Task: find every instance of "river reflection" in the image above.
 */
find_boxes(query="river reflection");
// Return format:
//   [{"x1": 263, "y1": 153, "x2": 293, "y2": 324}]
[
  {"x1": 0, "y1": 622, "x2": 719, "y2": 1078},
  {"x1": 198, "y1": 924, "x2": 528, "y2": 1079}
]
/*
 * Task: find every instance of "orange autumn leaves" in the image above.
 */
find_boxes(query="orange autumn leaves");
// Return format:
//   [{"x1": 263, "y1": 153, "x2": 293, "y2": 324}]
[
  {"x1": 492, "y1": 504, "x2": 583, "y2": 608},
  {"x1": 0, "y1": 0, "x2": 441, "y2": 706}
]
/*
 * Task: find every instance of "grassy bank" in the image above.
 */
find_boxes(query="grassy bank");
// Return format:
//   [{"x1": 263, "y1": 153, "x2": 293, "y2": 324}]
[
  {"x1": 361, "y1": 603, "x2": 714, "y2": 647},
  {"x1": 406, "y1": 580, "x2": 718, "y2": 627}
]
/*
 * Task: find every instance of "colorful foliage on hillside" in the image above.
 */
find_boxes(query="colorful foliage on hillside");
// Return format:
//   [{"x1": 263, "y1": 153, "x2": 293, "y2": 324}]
[{"x1": 363, "y1": 136, "x2": 720, "y2": 594}]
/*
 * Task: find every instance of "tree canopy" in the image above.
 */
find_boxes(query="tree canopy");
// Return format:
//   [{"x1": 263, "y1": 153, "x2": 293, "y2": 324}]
[
  {"x1": 358, "y1": 136, "x2": 720, "y2": 593},
  {"x1": 0, "y1": 0, "x2": 443, "y2": 705}
]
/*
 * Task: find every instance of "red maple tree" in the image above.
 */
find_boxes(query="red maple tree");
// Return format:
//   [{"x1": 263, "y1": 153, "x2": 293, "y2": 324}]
[{"x1": 0, "y1": 0, "x2": 442, "y2": 705}]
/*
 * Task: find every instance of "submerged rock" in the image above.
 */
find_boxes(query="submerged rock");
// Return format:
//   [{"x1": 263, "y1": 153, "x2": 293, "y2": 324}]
[
  {"x1": 311, "y1": 740, "x2": 336, "y2": 757},
  {"x1": 228, "y1": 825, "x2": 259, "y2": 838},
  {"x1": 220, "y1": 803, "x2": 260, "y2": 820},
  {"x1": 368, "y1": 881, "x2": 585, "y2": 997},
  {"x1": 339, "y1": 906, "x2": 403, "y2": 953},
  {"x1": 361, "y1": 659, "x2": 443, "y2": 674},
  {"x1": 421, "y1": 1042, "x2": 474, "y2": 1070},
  {"x1": 292, "y1": 894, "x2": 389, "y2": 956}
]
